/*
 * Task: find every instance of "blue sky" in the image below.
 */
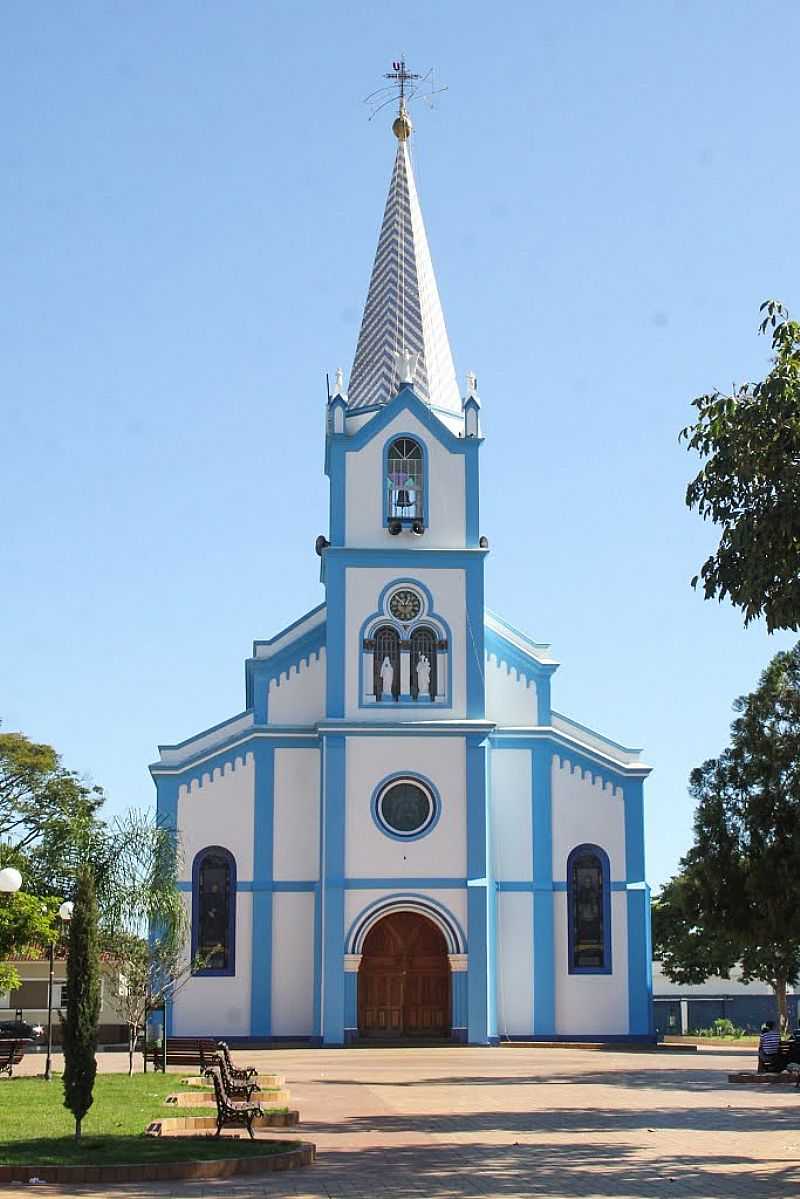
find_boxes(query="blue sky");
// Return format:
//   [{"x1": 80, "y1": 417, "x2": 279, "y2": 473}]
[{"x1": 2, "y1": 2, "x2": 798, "y2": 889}]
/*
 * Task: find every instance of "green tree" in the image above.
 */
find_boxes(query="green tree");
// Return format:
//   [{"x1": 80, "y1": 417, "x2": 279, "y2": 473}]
[
  {"x1": 681, "y1": 301, "x2": 800, "y2": 632},
  {"x1": 654, "y1": 642, "x2": 800, "y2": 1028},
  {"x1": 62, "y1": 865, "x2": 101, "y2": 1139},
  {"x1": 0, "y1": 891, "x2": 60, "y2": 993},
  {"x1": 112, "y1": 933, "x2": 200, "y2": 1075}
]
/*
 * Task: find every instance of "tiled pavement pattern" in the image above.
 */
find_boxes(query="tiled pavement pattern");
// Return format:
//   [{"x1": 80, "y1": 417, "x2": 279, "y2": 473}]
[{"x1": 5, "y1": 1044, "x2": 800, "y2": 1198}]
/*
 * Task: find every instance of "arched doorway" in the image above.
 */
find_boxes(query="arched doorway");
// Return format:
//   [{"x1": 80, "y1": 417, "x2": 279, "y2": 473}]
[{"x1": 358, "y1": 911, "x2": 451, "y2": 1038}]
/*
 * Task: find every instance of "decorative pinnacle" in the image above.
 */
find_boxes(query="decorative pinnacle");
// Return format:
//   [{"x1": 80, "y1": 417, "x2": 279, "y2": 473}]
[{"x1": 393, "y1": 107, "x2": 413, "y2": 141}]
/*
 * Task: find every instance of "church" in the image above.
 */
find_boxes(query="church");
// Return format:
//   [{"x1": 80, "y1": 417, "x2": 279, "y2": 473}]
[{"x1": 151, "y1": 85, "x2": 653, "y2": 1046}]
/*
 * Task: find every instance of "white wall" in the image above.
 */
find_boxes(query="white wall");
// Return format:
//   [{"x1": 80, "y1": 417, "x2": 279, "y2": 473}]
[
  {"x1": 496, "y1": 891, "x2": 533, "y2": 1035},
  {"x1": 268, "y1": 649, "x2": 326, "y2": 725},
  {"x1": 173, "y1": 891, "x2": 254, "y2": 1036},
  {"x1": 271, "y1": 892, "x2": 315, "y2": 1035},
  {"x1": 176, "y1": 753, "x2": 255, "y2": 883},
  {"x1": 485, "y1": 655, "x2": 539, "y2": 727},
  {"x1": 551, "y1": 758, "x2": 626, "y2": 882},
  {"x1": 345, "y1": 409, "x2": 466, "y2": 548},
  {"x1": 490, "y1": 748, "x2": 532, "y2": 882},
  {"x1": 554, "y1": 891, "x2": 629, "y2": 1034},
  {"x1": 345, "y1": 566, "x2": 467, "y2": 720},
  {"x1": 273, "y1": 747, "x2": 320, "y2": 881},
  {"x1": 345, "y1": 736, "x2": 466, "y2": 879}
]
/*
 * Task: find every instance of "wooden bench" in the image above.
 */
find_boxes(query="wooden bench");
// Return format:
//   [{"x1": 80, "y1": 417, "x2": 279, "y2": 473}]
[
  {"x1": 0, "y1": 1041, "x2": 25, "y2": 1078},
  {"x1": 144, "y1": 1037, "x2": 220, "y2": 1073},
  {"x1": 217, "y1": 1041, "x2": 258, "y2": 1082},
  {"x1": 204, "y1": 1065, "x2": 262, "y2": 1139}
]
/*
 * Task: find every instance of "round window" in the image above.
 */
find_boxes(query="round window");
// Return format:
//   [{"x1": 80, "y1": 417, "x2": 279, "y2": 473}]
[{"x1": 377, "y1": 780, "x2": 436, "y2": 837}]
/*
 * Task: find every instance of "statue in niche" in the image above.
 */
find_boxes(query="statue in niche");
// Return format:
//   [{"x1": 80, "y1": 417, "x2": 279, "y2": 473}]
[
  {"x1": 379, "y1": 656, "x2": 395, "y2": 701},
  {"x1": 415, "y1": 654, "x2": 431, "y2": 700}
]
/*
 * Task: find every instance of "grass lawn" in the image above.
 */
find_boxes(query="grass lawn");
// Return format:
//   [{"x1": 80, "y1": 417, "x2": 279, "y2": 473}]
[{"x1": 0, "y1": 1073, "x2": 295, "y2": 1165}]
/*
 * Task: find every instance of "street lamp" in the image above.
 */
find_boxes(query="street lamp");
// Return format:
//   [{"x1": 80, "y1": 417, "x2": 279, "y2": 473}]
[
  {"x1": 44, "y1": 901, "x2": 73, "y2": 1082},
  {"x1": 0, "y1": 867, "x2": 22, "y2": 893}
]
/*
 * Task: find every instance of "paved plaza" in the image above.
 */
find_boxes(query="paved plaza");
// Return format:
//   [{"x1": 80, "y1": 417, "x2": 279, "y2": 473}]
[{"x1": 5, "y1": 1044, "x2": 800, "y2": 1197}]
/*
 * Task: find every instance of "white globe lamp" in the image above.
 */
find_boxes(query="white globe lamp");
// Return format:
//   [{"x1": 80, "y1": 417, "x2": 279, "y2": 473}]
[
  {"x1": 58, "y1": 901, "x2": 74, "y2": 922},
  {"x1": 0, "y1": 867, "x2": 23, "y2": 894}
]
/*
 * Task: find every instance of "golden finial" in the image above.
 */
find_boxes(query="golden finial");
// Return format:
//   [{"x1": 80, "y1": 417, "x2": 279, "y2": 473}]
[{"x1": 393, "y1": 104, "x2": 413, "y2": 141}]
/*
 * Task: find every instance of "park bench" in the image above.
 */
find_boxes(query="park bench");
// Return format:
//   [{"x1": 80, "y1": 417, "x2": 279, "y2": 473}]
[
  {"x1": 144, "y1": 1036, "x2": 220, "y2": 1073},
  {"x1": 0, "y1": 1041, "x2": 25, "y2": 1078},
  {"x1": 205, "y1": 1049, "x2": 261, "y2": 1101},
  {"x1": 217, "y1": 1040, "x2": 258, "y2": 1081},
  {"x1": 204, "y1": 1065, "x2": 262, "y2": 1139}
]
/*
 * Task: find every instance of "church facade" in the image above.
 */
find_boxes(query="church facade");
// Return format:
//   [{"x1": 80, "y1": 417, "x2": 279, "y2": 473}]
[{"x1": 151, "y1": 102, "x2": 653, "y2": 1045}]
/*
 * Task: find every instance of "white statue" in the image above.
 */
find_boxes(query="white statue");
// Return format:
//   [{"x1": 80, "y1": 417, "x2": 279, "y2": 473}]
[
  {"x1": 379, "y1": 655, "x2": 394, "y2": 696},
  {"x1": 416, "y1": 654, "x2": 431, "y2": 696},
  {"x1": 393, "y1": 346, "x2": 420, "y2": 385},
  {"x1": 334, "y1": 367, "x2": 345, "y2": 394},
  {"x1": 465, "y1": 370, "x2": 478, "y2": 396}
]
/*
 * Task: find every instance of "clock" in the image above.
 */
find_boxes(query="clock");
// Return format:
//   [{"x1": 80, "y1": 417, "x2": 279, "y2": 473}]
[{"x1": 389, "y1": 588, "x2": 421, "y2": 622}]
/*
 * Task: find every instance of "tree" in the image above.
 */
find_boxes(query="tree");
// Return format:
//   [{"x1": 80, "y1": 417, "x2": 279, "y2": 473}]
[
  {"x1": 112, "y1": 933, "x2": 199, "y2": 1075},
  {"x1": 681, "y1": 301, "x2": 800, "y2": 632},
  {"x1": 62, "y1": 865, "x2": 100, "y2": 1139},
  {"x1": 0, "y1": 731, "x2": 104, "y2": 863},
  {"x1": 0, "y1": 891, "x2": 60, "y2": 993},
  {"x1": 654, "y1": 642, "x2": 800, "y2": 1028}
]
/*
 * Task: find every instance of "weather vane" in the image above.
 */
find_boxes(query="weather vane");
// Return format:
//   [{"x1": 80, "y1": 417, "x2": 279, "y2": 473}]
[{"x1": 364, "y1": 57, "x2": 447, "y2": 124}]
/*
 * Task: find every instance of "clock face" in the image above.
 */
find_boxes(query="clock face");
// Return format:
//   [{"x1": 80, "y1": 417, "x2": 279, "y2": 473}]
[{"x1": 389, "y1": 588, "x2": 421, "y2": 622}]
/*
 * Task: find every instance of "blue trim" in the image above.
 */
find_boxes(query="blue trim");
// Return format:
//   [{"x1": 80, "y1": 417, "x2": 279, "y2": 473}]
[
  {"x1": 466, "y1": 735, "x2": 490, "y2": 1043},
  {"x1": 252, "y1": 602, "x2": 326, "y2": 654},
  {"x1": 381, "y1": 432, "x2": 430, "y2": 529},
  {"x1": 250, "y1": 744, "x2": 274, "y2": 1034},
  {"x1": 346, "y1": 893, "x2": 466, "y2": 956},
  {"x1": 370, "y1": 771, "x2": 442, "y2": 841},
  {"x1": 491, "y1": 734, "x2": 649, "y2": 788},
  {"x1": 321, "y1": 734, "x2": 346, "y2": 1044},
  {"x1": 552, "y1": 710, "x2": 642, "y2": 758},
  {"x1": 344, "y1": 971, "x2": 358, "y2": 1032},
  {"x1": 484, "y1": 627, "x2": 558, "y2": 725},
  {"x1": 465, "y1": 559, "x2": 486, "y2": 720},
  {"x1": 566, "y1": 843, "x2": 612, "y2": 976},
  {"x1": 247, "y1": 624, "x2": 326, "y2": 725},
  {"x1": 158, "y1": 710, "x2": 252, "y2": 755},
  {"x1": 532, "y1": 744, "x2": 555, "y2": 1035},
  {"x1": 324, "y1": 554, "x2": 346, "y2": 718},
  {"x1": 150, "y1": 734, "x2": 319, "y2": 782},
  {"x1": 452, "y1": 971, "x2": 468, "y2": 1032},
  {"x1": 191, "y1": 846, "x2": 237, "y2": 978},
  {"x1": 623, "y1": 777, "x2": 653, "y2": 1035},
  {"x1": 358, "y1": 578, "x2": 453, "y2": 710}
]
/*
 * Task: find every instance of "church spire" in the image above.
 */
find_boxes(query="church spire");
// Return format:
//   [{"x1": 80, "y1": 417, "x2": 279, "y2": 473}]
[{"x1": 347, "y1": 66, "x2": 460, "y2": 416}]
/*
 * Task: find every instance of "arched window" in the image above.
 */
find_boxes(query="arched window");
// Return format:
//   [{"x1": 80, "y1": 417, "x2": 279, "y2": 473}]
[
  {"x1": 192, "y1": 847, "x2": 236, "y2": 976},
  {"x1": 410, "y1": 626, "x2": 438, "y2": 701},
  {"x1": 567, "y1": 845, "x2": 611, "y2": 974},
  {"x1": 373, "y1": 626, "x2": 400, "y2": 701},
  {"x1": 386, "y1": 438, "x2": 424, "y2": 521}
]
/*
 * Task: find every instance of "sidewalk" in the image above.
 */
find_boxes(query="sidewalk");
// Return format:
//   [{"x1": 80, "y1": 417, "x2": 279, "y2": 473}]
[{"x1": 4, "y1": 1044, "x2": 800, "y2": 1197}]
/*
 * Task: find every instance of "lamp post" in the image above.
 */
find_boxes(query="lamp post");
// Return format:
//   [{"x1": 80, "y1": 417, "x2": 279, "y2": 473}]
[
  {"x1": 0, "y1": 867, "x2": 23, "y2": 894},
  {"x1": 44, "y1": 902, "x2": 73, "y2": 1082}
]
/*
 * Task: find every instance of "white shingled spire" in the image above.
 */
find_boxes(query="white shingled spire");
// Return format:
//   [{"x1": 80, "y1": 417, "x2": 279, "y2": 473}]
[{"x1": 347, "y1": 109, "x2": 460, "y2": 415}]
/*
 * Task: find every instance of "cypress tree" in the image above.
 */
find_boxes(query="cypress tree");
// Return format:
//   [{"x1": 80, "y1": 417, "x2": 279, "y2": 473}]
[{"x1": 62, "y1": 865, "x2": 100, "y2": 1139}]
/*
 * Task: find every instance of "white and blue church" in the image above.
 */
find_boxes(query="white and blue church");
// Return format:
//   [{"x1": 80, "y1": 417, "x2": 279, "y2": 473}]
[{"x1": 151, "y1": 98, "x2": 654, "y2": 1046}]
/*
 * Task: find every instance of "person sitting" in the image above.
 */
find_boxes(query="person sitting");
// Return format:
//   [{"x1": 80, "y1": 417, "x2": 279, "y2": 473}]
[{"x1": 758, "y1": 1021, "x2": 786, "y2": 1073}]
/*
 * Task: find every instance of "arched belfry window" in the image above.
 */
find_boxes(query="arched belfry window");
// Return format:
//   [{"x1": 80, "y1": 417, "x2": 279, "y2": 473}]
[
  {"x1": 567, "y1": 845, "x2": 611, "y2": 974},
  {"x1": 386, "y1": 438, "x2": 424, "y2": 522},
  {"x1": 192, "y1": 847, "x2": 236, "y2": 976},
  {"x1": 410, "y1": 626, "x2": 438, "y2": 701},
  {"x1": 373, "y1": 626, "x2": 401, "y2": 701}
]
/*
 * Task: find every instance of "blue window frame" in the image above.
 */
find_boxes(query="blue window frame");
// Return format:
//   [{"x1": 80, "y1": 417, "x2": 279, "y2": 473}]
[
  {"x1": 191, "y1": 846, "x2": 236, "y2": 977},
  {"x1": 383, "y1": 435, "x2": 429, "y2": 528},
  {"x1": 567, "y1": 844, "x2": 611, "y2": 975}
]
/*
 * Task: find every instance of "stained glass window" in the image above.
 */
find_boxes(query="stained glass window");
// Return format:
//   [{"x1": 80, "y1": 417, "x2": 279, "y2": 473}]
[
  {"x1": 568, "y1": 848, "x2": 608, "y2": 971},
  {"x1": 193, "y1": 848, "x2": 236, "y2": 974}
]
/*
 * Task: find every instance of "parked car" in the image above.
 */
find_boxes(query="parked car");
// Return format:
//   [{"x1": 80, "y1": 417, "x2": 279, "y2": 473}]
[{"x1": 0, "y1": 1020, "x2": 44, "y2": 1041}]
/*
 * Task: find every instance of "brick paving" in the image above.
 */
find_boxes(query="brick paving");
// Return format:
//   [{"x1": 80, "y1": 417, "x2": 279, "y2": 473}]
[{"x1": 4, "y1": 1044, "x2": 800, "y2": 1197}]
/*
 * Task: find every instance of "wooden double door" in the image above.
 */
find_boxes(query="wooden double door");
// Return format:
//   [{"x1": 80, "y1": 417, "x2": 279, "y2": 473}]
[{"x1": 358, "y1": 911, "x2": 451, "y2": 1038}]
